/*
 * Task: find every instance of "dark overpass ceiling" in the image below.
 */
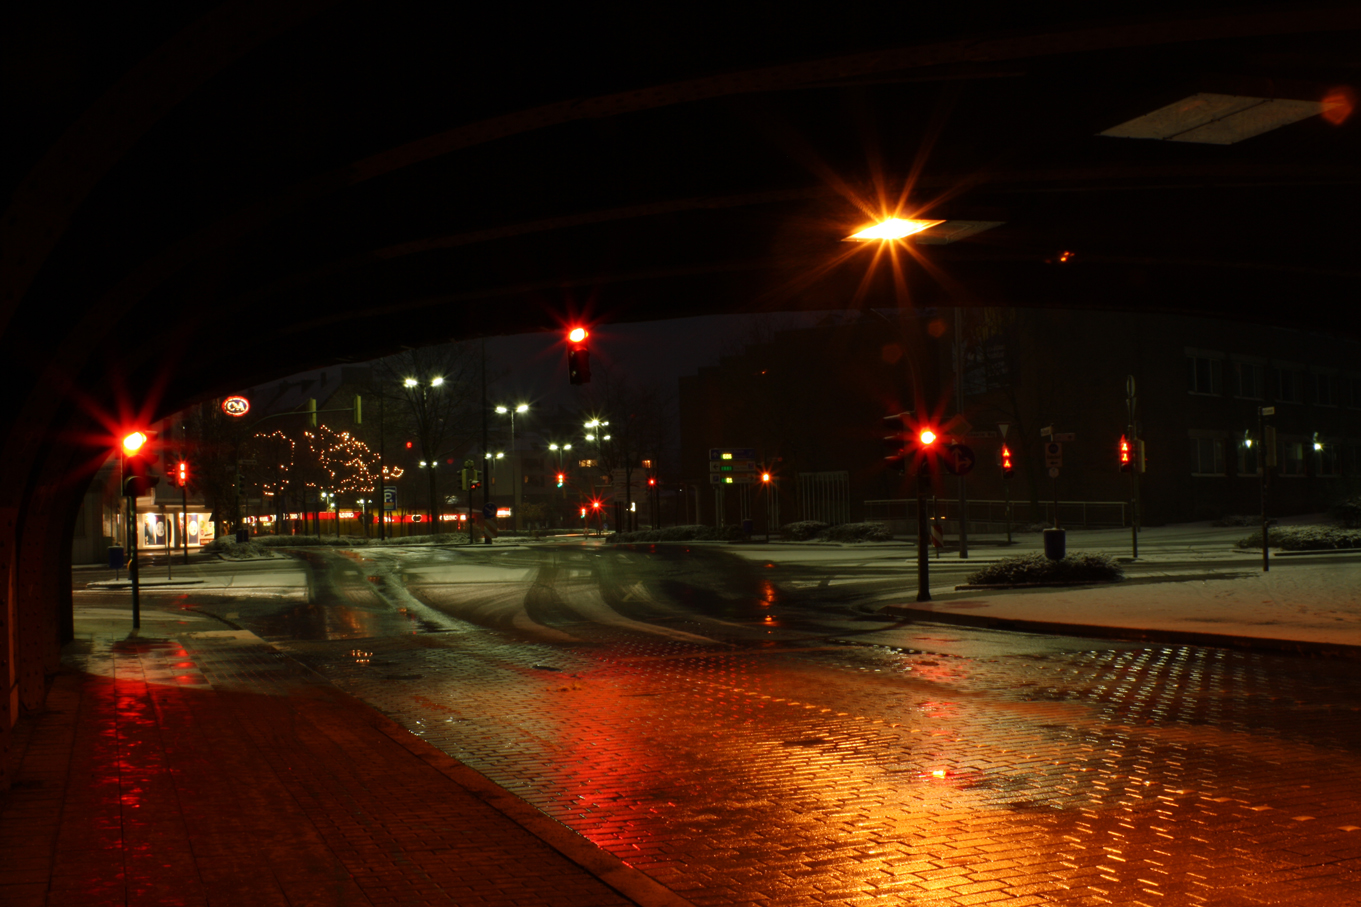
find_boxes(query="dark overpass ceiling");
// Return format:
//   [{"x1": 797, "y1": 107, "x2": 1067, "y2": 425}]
[{"x1": 4, "y1": 2, "x2": 1360, "y2": 418}]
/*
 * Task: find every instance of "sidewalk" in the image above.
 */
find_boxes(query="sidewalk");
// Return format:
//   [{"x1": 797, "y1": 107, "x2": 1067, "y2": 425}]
[
  {"x1": 0, "y1": 606, "x2": 690, "y2": 907},
  {"x1": 885, "y1": 547, "x2": 1361, "y2": 658}
]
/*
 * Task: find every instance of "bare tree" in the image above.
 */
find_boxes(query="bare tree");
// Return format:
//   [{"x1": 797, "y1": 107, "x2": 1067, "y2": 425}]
[
  {"x1": 371, "y1": 343, "x2": 481, "y2": 530},
  {"x1": 579, "y1": 362, "x2": 675, "y2": 529}
]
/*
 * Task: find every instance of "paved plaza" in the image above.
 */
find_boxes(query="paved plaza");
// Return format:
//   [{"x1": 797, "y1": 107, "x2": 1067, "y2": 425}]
[{"x1": 4, "y1": 525, "x2": 1360, "y2": 905}]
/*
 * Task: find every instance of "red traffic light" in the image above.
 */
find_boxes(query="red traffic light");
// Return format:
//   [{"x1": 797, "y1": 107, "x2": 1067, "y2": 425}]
[
  {"x1": 177, "y1": 461, "x2": 189, "y2": 487},
  {"x1": 761, "y1": 472, "x2": 771, "y2": 483},
  {"x1": 919, "y1": 428, "x2": 938, "y2": 446},
  {"x1": 568, "y1": 326, "x2": 591, "y2": 385},
  {"x1": 647, "y1": 476, "x2": 656, "y2": 486},
  {"x1": 122, "y1": 431, "x2": 147, "y2": 454},
  {"x1": 591, "y1": 500, "x2": 602, "y2": 509},
  {"x1": 1001, "y1": 444, "x2": 1013, "y2": 478},
  {"x1": 1119, "y1": 435, "x2": 1133, "y2": 472},
  {"x1": 405, "y1": 441, "x2": 413, "y2": 449}
]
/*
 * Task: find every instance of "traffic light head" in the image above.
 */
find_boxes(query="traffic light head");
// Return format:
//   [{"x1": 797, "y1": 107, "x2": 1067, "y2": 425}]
[
  {"x1": 919, "y1": 429, "x2": 937, "y2": 447},
  {"x1": 568, "y1": 327, "x2": 591, "y2": 384},
  {"x1": 1001, "y1": 444, "x2": 1014, "y2": 478},
  {"x1": 1119, "y1": 435, "x2": 1132, "y2": 473},
  {"x1": 882, "y1": 412, "x2": 911, "y2": 473},
  {"x1": 568, "y1": 347, "x2": 591, "y2": 385},
  {"x1": 647, "y1": 476, "x2": 656, "y2": 487},
  {"x1": 177, "y1": 461, "x2": 189, "y2": 488},
  {"x1": 122, "y1": 431, "x2": 159, "y2": 496},
  {"x1": 557, "y1": 472, "x2": 565, "y2": 488}
]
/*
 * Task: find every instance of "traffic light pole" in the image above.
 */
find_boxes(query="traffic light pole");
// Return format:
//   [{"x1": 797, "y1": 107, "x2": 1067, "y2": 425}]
[
  {"x1": 916, "y1": 466, "x2": 931, "y2": 602},
  {"x1": 126, "y1": 491, "x2": 140, "y2": 630},
  {"x1": 1126, "y1": 377, "x2": 1139, "y2": 560},
  {"x1": 182, "y1": 481, "x2": 189, "y2": 566}
]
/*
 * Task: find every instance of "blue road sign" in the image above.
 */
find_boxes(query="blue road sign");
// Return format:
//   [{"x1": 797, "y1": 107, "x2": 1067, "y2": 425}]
[
  {"x1": 482, "y1": 502, "x2": 497, "y2": 519},
  {"x1": 383, "y1": 487, "x2": 397, "y2": 511}
]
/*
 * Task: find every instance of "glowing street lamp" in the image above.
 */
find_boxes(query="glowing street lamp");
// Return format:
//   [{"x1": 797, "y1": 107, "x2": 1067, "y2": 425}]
[{"x1": 845, "y1": 217, "x2": 944, "y2": 241}]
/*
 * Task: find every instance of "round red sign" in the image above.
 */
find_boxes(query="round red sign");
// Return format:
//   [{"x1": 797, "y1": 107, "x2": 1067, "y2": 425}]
[{"x1": 222, "y1": 396, "x2": 250, "y2": 417}]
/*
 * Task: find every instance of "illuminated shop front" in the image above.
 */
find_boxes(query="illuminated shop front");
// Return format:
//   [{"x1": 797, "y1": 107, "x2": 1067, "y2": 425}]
[{"x1": 141, "y1": 512, "x2": 216, "y2": 549}]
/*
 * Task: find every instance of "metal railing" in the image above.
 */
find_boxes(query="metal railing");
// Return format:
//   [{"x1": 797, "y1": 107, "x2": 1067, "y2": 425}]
[{"x1": 864, "y1": 498, "x2": 1127, "y2": 531}]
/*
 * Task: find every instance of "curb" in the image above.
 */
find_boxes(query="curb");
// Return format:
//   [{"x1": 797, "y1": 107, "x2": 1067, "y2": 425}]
[
  {"x1": 1273, "y1": 548, "x2": 1361, "y2": 557},
  {"x1": 880, "y1": 604, "x2": 1361, "y2": 660},
  {"x1": 85, "y1": 579, "x2": 206, "y2": 589},
  {"x1": 953, "y1": 580, "x2": 1119, "y2": 590}
]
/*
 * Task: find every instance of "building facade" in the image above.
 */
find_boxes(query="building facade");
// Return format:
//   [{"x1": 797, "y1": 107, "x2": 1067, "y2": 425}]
[{"x1": 679, "y1": 308, "x2": 1361, "y2": 531}]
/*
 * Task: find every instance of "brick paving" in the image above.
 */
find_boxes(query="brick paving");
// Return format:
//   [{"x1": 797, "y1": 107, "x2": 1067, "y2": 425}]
[
  {"x1": 26, "y1": 544, "x2": 1361, "y2": 906},
  {"x1": 282, "y1": 625, "x2": 1361, "y2": 906},
  {"x1": 0, "y1": 626, "x2": 641, "y2": 907}
]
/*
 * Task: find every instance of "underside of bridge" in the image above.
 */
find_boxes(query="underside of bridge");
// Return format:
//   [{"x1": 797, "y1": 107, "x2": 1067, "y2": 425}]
[{"x1": 1, "y1": 2, "x2": 1358, "y2": 775}]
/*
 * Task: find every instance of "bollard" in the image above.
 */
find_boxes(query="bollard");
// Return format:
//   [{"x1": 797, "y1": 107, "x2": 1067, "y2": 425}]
[{"x1": 1043, "y1": 527, "x2": 1066, "y2": 560}]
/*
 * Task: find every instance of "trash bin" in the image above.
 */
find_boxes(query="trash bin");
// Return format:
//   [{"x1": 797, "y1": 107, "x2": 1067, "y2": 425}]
[
  {"x1": 235, "y1": 529, "x2": 250, "y2": 543},
  {"x1": 1043, "y1": 527, "x2": 1066, "y2": 560},
  {"x1": 741, "y1": 518, "x2": 753, "y2": 538},
  {"x1": 107, "y1": 545, "x2": 125, "y2": 569}
]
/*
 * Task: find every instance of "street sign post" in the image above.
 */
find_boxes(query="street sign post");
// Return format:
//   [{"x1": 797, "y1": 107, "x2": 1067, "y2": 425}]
[
  {"x1": 709, "y1": 447, "x2": 759, "y2": 486},
  {"x1": 1044, "y1": 442, "x2": 1063, "y2": 467},
  {"x1": 383, "y1": 487, "x2": 397, "y2": 511}
]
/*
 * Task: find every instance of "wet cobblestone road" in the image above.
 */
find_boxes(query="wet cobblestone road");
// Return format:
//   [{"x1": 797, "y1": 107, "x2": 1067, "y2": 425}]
[
  {"x1": 275, "y1": 638, "x2": 1361, "y2": 895},
  {"x1": 160, "y1": 545, "x2": 1361, "y2": 905}
]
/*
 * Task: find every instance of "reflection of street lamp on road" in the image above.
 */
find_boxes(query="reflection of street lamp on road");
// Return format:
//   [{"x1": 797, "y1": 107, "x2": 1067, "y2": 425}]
[{"x1": 495, "y1": 403, "x2": 529, "y2": 530}]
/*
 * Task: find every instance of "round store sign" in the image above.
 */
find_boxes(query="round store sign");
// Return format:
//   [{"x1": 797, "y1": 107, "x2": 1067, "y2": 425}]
[{"x1": 221, "y1": 396, "x2": 250, "y2": 417}]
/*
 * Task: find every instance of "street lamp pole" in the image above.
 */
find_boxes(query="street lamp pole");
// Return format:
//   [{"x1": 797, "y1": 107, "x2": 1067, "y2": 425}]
[
  {"x1": 496, "y1": 404, "x2": 530, "y2": 531},
  {"x1": 405, "y1": 375, "x2": 444, "y2": 533},
  {"x1": 849, "y1": 218, "x2": 944, "y2": 599}
]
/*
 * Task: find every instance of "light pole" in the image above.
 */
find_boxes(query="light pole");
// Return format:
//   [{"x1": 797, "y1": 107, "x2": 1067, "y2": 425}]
[
  {"x1": 848, "y1": 216, "x2": 946, "y2": 601},
  {"x1": 495, "y1": 403, "x2": 530, "y2": 530},
  {"x1": 548, "y1": 442, "x2": 573, "y2": 473},
  {"x1": 584, "y1": 419, "x2": 611, "y2": 531},
  {"x1": 484, "y1": 451, "x2": 505, "y2": 514},
  {"x1": 405, "y1": 375, "x2": 445, "y2": 531}
]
